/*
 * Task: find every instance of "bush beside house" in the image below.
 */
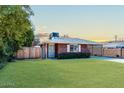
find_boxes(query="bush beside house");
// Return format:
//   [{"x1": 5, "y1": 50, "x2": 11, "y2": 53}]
[{"x1": 57, "y1": 52, "x2": 91, "y2": 59}]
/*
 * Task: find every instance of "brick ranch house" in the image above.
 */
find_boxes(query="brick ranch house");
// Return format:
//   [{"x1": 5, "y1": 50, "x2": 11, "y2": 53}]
[{"x1": 40, "y1": 32, "x2": 103, "y2": 58}]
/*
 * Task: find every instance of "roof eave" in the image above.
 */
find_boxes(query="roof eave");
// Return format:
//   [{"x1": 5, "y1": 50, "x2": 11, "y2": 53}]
[{"x1": 46, "y1": 41, "x2": 102, "y2": 45}]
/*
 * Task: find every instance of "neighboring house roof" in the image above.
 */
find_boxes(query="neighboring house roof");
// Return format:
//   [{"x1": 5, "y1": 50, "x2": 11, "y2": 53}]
[
  {"x1": 45, "y1": 37, "x2": 102, "y2": 45},
  {"x1": 103, "y1": 42, "x2": 124, "y2": 48}
]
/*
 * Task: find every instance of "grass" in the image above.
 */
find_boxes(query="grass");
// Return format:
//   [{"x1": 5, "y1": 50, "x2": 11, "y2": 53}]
[{"x1": 0, "y1": 59, "x2": 124, "y2": 88}]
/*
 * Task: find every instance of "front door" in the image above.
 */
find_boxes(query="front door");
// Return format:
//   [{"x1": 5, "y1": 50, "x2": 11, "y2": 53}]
[{"x1": 48, "y1": 44, "x2": 55, "y2": 58}]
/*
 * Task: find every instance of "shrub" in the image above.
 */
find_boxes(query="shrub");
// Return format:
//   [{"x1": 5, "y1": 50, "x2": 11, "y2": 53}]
[
  {"x1": 57, "y1": 52, "x2": 91, "y2": 59},
  {"x1": 0, "y1": 63, "x2": 7, "y2": 69},
  {"x1": 0, "y1": 55, "x2": 8, "y2": 69}
]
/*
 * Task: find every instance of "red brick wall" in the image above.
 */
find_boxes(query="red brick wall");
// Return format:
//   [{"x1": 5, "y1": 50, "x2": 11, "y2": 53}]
[
  {"x1": 58, "y1": 43, "x2": 67, "y2": 54},
  {"x1": 81, "y1": 44, "x2": 89, "y2": 52},
  {"x1": 55, "y1": 43, "x2": 67, "y2": 56},
  {"x1": 55, "y1": 44, "x2": 90, "y2": 57}
]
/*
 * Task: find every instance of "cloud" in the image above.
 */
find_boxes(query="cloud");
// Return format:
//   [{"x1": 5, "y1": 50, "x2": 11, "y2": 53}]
[{"x1": 34, "y1": 25, "x2": 48, "y2": 34}]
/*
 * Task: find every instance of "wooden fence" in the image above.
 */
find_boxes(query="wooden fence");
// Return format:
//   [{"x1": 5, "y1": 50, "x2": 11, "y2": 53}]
[
  {"x1": 103, "y1": 48, "x2": 124, "y2": 58},
  {"x1": 16, "y1": 46, "x2": 124, "y2": 59},
  {"x1": 88, "y1": 45, "x2": 124, "y2": 58},
  {"x1": 16, "y1": 47, "x2": 42, "y2": 59}
]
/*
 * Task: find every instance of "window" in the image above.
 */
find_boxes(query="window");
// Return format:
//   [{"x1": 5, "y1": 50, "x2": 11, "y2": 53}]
[{"x1": 70, "y1": 44, "x2": 79, "y2": 52}]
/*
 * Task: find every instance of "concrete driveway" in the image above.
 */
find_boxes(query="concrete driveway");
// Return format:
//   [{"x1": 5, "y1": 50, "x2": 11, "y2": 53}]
[{"x1": 91, "y1": 56, "x2": 124, "y2": 63}]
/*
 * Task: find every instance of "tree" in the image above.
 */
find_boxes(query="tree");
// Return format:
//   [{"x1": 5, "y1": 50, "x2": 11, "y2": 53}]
[{"x1": 0, "y1": 5, "x2": 34, "y2": 63}]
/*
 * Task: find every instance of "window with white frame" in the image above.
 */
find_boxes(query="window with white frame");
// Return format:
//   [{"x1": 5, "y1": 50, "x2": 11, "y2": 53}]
[{"x1": 70, "y1": 44, "x2": 79, "y2": 52}]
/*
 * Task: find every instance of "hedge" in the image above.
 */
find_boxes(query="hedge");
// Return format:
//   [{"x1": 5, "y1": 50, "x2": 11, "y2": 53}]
[{"x1": 57, "y1": 52, "x2": 91, "y2": 59}]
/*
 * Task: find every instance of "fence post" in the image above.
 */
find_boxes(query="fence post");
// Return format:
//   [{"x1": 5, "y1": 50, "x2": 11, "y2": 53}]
[{"x1": 120, "y1": 48, "x2": 122, "y2": 57}]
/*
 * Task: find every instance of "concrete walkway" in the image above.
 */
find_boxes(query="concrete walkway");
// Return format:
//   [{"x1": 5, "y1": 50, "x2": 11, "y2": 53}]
[{"x1": 91, "y1": 56, "x2": 124, "y2": 63}]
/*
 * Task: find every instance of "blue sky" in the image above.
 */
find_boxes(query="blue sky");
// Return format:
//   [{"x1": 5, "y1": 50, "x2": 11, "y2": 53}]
[{"x1": 31, "y1": 5, "x2": 124, "y2": 41}]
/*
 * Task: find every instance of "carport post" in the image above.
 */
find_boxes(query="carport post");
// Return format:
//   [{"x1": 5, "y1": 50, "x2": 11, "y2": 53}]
[{"x1": 45, "y1": 43, "x2": 48, "y2": 59}]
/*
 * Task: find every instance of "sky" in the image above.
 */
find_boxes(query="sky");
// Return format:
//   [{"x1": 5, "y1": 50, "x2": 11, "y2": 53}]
[{"x1": 31, "y1": 5, "x2": 124, "y2": 42}]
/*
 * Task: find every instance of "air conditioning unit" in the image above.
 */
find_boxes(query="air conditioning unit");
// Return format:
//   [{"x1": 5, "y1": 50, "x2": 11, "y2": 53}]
[{"x1": 49, "y1": 32, "x2": 59, "y2": 39}]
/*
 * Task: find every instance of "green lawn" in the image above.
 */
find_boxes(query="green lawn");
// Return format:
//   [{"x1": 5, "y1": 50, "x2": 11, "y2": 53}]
[{"x1": 0, "y1": 59, "x2": 124, "y2": 88}]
